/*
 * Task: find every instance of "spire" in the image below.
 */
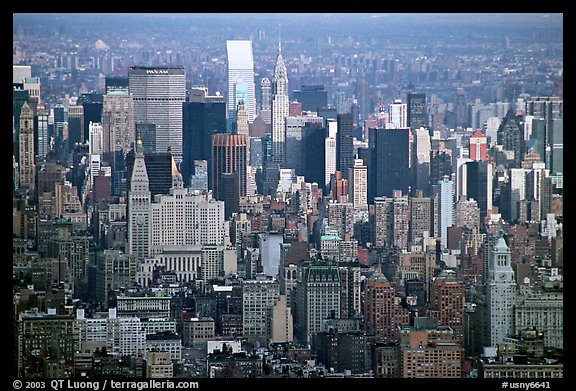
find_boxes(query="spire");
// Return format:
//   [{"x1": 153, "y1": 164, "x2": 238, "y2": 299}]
[
  {"x1": 170, "y1": 149, "x2": 183, "y2": 189},
  {"x1": 136, "y1": 134, "x2": 144, "y2": 156},
  {"x1": 278, "y1": 23, "x2": 282, "y2": 54},
  {"x1": 273, "y1": 26, "x2": 288, "y2": 97}
]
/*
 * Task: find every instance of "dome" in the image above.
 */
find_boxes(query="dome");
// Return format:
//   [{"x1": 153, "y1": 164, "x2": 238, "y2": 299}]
[{"x1": 494, "y1": 236, "x2": 508, "y2": 251}]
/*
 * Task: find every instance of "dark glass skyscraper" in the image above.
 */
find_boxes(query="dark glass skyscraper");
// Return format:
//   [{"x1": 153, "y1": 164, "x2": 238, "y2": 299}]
[
  {"x1": 135, "y1": 122, "x2": 156, "y2": 155},
  {"x1": 407, "y1": 92, "x2": 427, "y2": 130},
  {"x1": 67, "y1": 105, "x2": 84, "y2": 148},
  {"x1": 336, "y1": 113, "x2": 354, "y2": 181},
  {"x1": 368, "y1": 128, "x2": 410, "y2": 202},
  {"x1": 80, "y1": 95, "x2": 103, "y2": 143},
  {"x1": 497, "y1": 110, "x2": 525, "y2": 168},
  {"x1": 126, "y1": 151, "x2": 173, "y2": 198},
  {"x1": 464, "y1": 160, "x2": 493, "y2": 221},
  {"x1": 293, "y1": 85, "x2": 328, "y2": 113},
  {"x1": 105, "y1": 76, "x2": 129, "y2": 94},
  {"x1": 182, "y1": 89, "x2": 226, "y2": 188},
  {"x1": 53, "y1": 105, "x2": 66, "y2": 154},
  {"x1": 303, "y1": 122, "x2": 326, "y2": 192}
]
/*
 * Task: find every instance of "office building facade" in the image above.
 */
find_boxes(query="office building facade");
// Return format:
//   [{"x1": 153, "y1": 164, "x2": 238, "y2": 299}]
[{"x1": 129, "y1": 66, "x2": 186, "y2": 162}]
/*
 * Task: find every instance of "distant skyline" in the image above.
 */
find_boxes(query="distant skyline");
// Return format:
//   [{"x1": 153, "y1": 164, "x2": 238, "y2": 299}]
[{"x1": 14, "y1": 13, "x2": 563, "y2": 37}]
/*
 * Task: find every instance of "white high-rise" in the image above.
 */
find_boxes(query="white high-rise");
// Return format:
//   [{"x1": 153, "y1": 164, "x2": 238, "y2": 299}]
[
  {"x1": 437, "y1": 177, "x2": 454, "y2": 249},
  {"x1": 324, "y1": 120, "x2": 337, "y2": 190},
  {"x1": 260, "y1": 77, "x2": 271, "y2": 111},
  {"x1": 88, "y1": 121, "x2": 103, "y2": 155},
  {"x1": 348, "y1": 158, "x2": 367, "y2": 208},
  {"x1": 387, "y1": 99, "x2": 408, "y2": 129},
  {"x1": 414, "y1": 127, "x2": 431, "y2": 164},
  {"x1": 488, "y1": 235, "x2": 517, "y2": 346},
  {"x1": 414, "y1": 126, "x2": 431, "y2": 193},
  {"x1": 128, "y1": 139, "x2": 151, "y2": 261},
  {"x1": 271, "y1": 41, "x2": 289, "y2": 166},
  {"x1": 129, "y1": 66, "x2": 186, "y2": 163},
  {"x1": 226, "y1": 40, "x2": 256, "y2": 124}
]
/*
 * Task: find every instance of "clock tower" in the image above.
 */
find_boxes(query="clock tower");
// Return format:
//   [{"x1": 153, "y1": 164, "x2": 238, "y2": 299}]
[{"x1": 488, "y1": 233, "x2": 517, "y2": 346}]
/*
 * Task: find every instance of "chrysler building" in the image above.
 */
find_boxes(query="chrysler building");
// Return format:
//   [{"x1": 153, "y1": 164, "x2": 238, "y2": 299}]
[{"x1": 271, "y1": 39, "x2": 289, "y2": 166}]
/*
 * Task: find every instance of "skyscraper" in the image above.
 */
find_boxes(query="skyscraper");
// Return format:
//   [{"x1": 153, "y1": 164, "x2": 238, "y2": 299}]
[
  {"x1": 35, "y1": 104, "x2": 49, "y2": 162},
  {"x1": 413, "y1": 127, "x2": 431, "y2": 194},
  {"x1": 135, "y1": 122, "x2": 156, "y2": 155},
  {"x1": 293, "y1": 85, "x2": 328, "y2": 113},
  {"x1": 211, "y1": 134, "x2": 248, "y2": 201},
  {"x1": 102, "y1": 91, "x2": 134, "y2": 196},
  {"x1": 295, "y1": 262, "x2": 341, "y2": 343},
  {"x1": 260, "y1": 77, "x2": 271, "y2": 112},
  {"x1": 469, "y1": 129, "x2": 487, "y2": 161},
  {"x1": 235, "y1": 100, "x2": 249, "y2": 137},
  {"x1": 550, "y1": 118, "x2": 563, "y2": 175},
  {"x1": 348, "y1": 158, "x2": 367, "y2": 208},
  {"x1": 226, "y1": 40, "x2": 256, "y2": 125},
  {"x1": 53, "y1": 104, "x2": 67, "y2": 154},
  {"x1": 324, "y1": 120, "x2": 337, "y2": 191},
  {"x1": 102, "y1": 91, "x2": 134, "y2": 155},
  {"x1": 80, "y1": 95, "x2": 103, "y2": 143},
  {"x1": 429, "y1": 149, "x2": 453, "y2": 189},
  {"x1": 462, "y1": 160, "x2": 493, "y2": 221},
  {"x1": 387, "y1": 99, "x2": 407, "y2": 129},
  {"x1": 129, "y1": 66, "x2": 186, "y2": 163},
  {"x1": 368, "y1": 128, "x2": 410, "y2": 202},
  {"x1": 436, "y1": 177, "x2": 454, "y2": 249},
  {"x1": 488, "y1": 235, "x2": 516, "y2": 346},
  {"x1": 303, "y1": 123, "x2": 327, "y2": 191},
  {"x1": 13, "y1": 88, "x2": 29, "y2": 161},
  {"x1": 407, "y1": 92, "x2": 427, "y2": 130},
  {"x1": 182, "y1": 88, "x2": 226, "y2": 188},
  {"x1": 285, "y1": 113, "x2": 323, "y2": 175},
  {"x1": 67, "y1": 104, "x2": 84, "y2": 147},
  {"x1": 126, "y1": 150, "x2": 174, "y2": 199},
  {"x1": 453, "y1": 88, "x2": 468, "y2": 128},
  {"x1": 409, "y1": 193, "x2": 433, "y2": 244},
  {"x1": 497, "y1": 110, "x2": 524, "y2": 168},
  {"x1": 18, "y1": 101, "x2": 35, "y2": 192},
  {"x1": 271, "y1": 41, "x2": 289, "y2": 166},
  {"x1": 128, "y1": 139, "x2": 151, "y2": 261},
  {"x1": 336, "y1": 113, "x2": 354, "y2": 180},
  {"x1": 374, "y1": 193, "x2": 409, "y2": 250},
  {"x1": 431, "y1": 278, "x2": 465, "y2": 342},
  {"x1": 88, "y1": 122, "x2": 103, "y2": 155}
]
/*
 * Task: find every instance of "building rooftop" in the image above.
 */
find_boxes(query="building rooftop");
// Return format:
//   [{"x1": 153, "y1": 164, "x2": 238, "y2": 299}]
[{"x1": 117, "y1": 296, "x2": 172, "y2": 300}]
